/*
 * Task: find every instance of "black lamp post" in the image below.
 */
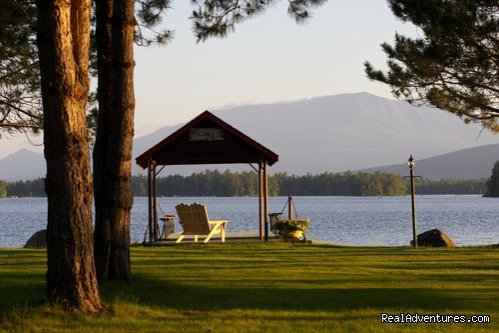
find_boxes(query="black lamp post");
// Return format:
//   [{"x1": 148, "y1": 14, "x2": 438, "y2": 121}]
[{"x1": 408, "y1": 155, "x2": 417, "y2": 248}]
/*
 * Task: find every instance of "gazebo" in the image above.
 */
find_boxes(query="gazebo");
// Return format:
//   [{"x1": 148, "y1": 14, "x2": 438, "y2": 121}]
[{"x1": 135, "y1": 111, "x2": 279, "y2": 243}]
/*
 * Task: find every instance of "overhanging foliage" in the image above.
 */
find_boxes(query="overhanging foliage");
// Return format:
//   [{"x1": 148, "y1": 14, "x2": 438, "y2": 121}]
[{"x1": 365, "y1": 0, "x2": 498, "y2": 131}]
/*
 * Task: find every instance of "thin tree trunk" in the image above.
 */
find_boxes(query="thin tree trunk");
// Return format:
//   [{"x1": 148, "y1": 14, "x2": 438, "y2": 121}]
[
  {"x1": 36, "y1": 0, "x2": 104, "y2": 312},
  {"x1": 93, "y1": 0, "x2": 135, "y2": 282},
  {"x1": 93, "y1": 0, "x2": 114, "y2": 283}
]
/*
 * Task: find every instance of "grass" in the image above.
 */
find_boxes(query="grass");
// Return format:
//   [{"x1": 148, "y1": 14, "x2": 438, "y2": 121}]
[{"x1": 0, "y1": 243, "x2": 498, "y2": 332}]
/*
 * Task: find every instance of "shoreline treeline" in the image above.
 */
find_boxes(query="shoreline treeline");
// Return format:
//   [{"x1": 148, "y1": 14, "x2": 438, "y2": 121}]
[{"x1": 1, "y1": 170, "x2": 486, "y2": 198}]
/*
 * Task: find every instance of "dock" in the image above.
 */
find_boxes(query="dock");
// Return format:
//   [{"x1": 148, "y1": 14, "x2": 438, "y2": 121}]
[{"x1": 150, "y1": 230, "x2": 280, "y2": 245}]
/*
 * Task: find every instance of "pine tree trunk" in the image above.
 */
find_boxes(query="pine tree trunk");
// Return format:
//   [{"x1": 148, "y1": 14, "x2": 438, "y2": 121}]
[
  {"x1": 93, "y1": 0, "x2": 113, "y2": 283},
  {"x1": 93, "y1": 0, "x2": 135, "y2": 282},
  {"x1": 36, "y1": 0, "x2": 104, "y2": 312}
]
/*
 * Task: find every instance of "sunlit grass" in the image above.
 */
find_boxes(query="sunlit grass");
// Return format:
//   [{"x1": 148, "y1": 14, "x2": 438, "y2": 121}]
[{"x1": 1, "y1": 243, "x2": 498, "y2": 332}]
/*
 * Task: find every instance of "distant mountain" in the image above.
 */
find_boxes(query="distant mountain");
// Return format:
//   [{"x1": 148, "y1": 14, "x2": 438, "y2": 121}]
[
  {"x1": 1, "y1": 92, "x2": 498, "y2": 181},
  {"x1": 132, "y1": 92, "x2": 498, "y2": 175},
  {"x1": 359, "y1": 144, "x2": 499, "y2": 180},
  {"x1": 0, "y1": 149, "x2": 45, "y2": 181}
]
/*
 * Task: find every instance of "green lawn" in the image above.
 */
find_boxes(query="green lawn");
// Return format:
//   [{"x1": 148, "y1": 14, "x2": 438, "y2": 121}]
[{"x1": 0, "y1": 243, "x2": 498, "y2": 332}]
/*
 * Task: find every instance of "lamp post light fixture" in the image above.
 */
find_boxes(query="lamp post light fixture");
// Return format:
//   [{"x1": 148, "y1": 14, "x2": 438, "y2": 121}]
[{"x1": 408, "y1": 155, "x2": 417, "y2": 248}]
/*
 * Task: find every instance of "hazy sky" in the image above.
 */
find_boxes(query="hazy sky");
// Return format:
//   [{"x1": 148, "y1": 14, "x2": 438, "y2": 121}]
[
  {"x1": 133, "y1": 0, "x2": 417, "y2": 133},
  {"x1": 1, "y1": 0, "x2": 417, "y2": 159}
]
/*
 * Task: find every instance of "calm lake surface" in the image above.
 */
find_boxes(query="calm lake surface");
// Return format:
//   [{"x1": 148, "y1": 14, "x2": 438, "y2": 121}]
[{"x1": 1, "y1": 195, "x2": 498, "y2": 248}]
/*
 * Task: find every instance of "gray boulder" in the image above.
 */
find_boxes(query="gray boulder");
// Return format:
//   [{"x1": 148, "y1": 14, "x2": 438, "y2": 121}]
[
  {"x1": 24, "y1": 229, "x2": 47, "y2": 248},
  {"x1": 411, "y1": 228, "x2": 455, "y2": 247}
]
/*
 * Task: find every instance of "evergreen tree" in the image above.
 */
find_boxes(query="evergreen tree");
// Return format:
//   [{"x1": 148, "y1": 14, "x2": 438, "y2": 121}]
[
  {"x1": 0, "y1": 1, "x2": 96, "y2": 138},
  {"x1": 4, "y1": 172, "x2": 488, "y2": 197},
  {"x1": 131, "y1": 175, "x2": 148, "y2": 196},
  {"x1": 36, "y1": 0, "x2": 103, "y2": 313},
  {"x1": 192, "y1": 0, "x2": 328, "y2": 41},
  {"x1": 0, "y1": 0, "x2": 42, "y2": 134},
  {"x1": 365, "y1": 0, "x2": 499, "y2": 131},
  {"x1": 484, "y1": 161, "x2": 499, "y2": 197},
  {"x1": 0, "y1": 180, "x2": 7, "y2": 198},
  {"x1": 93, "y1": 0, "x2": 137, "y2": 283}
]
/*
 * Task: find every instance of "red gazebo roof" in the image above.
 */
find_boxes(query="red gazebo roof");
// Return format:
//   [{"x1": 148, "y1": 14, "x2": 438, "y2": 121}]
[{"x1": 136, "y1": 111, "x2": 278, "y2": 168}]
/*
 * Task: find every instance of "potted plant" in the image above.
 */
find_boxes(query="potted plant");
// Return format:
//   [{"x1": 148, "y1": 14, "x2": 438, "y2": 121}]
[{"x1": 271, "y1": 218, "x2": 310, "y2": 239}]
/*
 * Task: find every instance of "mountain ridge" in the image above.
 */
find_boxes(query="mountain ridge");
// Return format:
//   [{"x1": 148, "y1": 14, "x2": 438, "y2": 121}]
[
  {"x1": 1, "y1": 92, "x2": 497, "y2": 181},
  {"x1": 359, "y1": 143, "x2": 499, "y2": 180}
]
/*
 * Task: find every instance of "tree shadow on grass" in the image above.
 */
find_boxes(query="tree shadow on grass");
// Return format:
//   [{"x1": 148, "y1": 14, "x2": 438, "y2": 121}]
[
  {"x1": 101, "y1": 273, "x2": 495, "y2": 313},
  {"x1": 0, "y1": 273, "x2": 45, "y2": 313},
  {"x1": 1, "y1": 273, "x2": 495, "y2": 329}
]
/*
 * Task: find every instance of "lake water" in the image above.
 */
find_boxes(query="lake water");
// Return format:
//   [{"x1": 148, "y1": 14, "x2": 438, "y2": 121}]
[{"x1": 1, "y1": 195, "x2": 498, "y2": 248}]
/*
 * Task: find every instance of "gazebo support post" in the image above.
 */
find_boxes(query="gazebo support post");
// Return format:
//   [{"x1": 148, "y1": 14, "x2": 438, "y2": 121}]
[
  {"x1": 258, "y1": 162, "x2": 264, "y2": 240},
  {"x1": 152, "y1": 163, "x2": 158, "y2": 242},
  {"x1": 263, "y1": 160, "x2": 269, "y2": 241},
  {"x1": 147, "y1": 160, "x2": 153, "y2": 244}
]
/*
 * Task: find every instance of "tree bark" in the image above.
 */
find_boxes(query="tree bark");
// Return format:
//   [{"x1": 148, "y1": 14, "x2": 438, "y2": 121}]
[
  {"x1": 93, "y1": 0, "x2": 135, "y2": 282},
  {"x1": 36, "y1": 0, "x2": 104, "y2": 312}
]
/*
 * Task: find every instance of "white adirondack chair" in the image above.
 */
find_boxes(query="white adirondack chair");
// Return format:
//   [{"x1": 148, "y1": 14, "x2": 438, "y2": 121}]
[{"x1": 175, "y1": 203, "x2": 228, "y2": 243}]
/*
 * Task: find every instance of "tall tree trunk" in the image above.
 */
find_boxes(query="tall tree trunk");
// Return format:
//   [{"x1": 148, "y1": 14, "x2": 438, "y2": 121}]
[
  {"x1": 36, "y1": 0, "x2": 104, "y2": 312},
  {"x1": 93, "y1": 0, "x2": 135, "y2": 282},
  {"x1": 93, "y1": 0, "x2": 114, "y2": 283}
]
